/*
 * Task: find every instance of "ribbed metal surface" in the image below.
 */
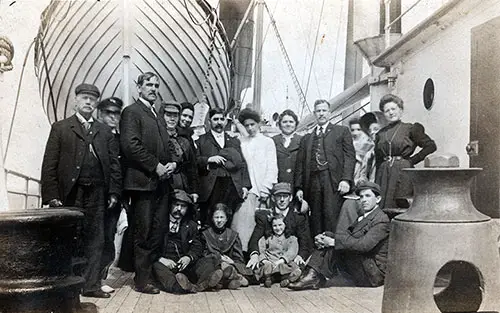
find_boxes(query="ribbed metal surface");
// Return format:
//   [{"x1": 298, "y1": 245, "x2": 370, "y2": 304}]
[{"x1": 35, "y1": 0, "x2": 232, "y2": 124}]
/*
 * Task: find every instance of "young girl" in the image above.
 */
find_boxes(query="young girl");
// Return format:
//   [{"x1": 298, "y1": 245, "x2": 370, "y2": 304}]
[
  {"x1": 201, "y1": 203, "x2": 251, "y2": 289},
  {"x1": 255, "y1": 214, "x2": 302, "y2": 287}
]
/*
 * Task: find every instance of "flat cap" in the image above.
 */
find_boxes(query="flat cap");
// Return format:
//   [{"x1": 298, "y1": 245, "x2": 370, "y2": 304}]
[
  {"x1": 163, "y1": 101, "x2": 181, "y2": 113},
  {"x1": 75, "y1": 83, "x2": 100, "y2": 98},
  {"x1": 355, "y1": 181, "x2": 381, "y2": 196},
  {"x1": 172, "y1": 189, "x2": 193, "y2": 205},
  {"x1": 97, "y1": 97, "x2": 123, "y2": 110},
  {"x1": 271, "y1": 182, "x2": 292, "y2": 195}
]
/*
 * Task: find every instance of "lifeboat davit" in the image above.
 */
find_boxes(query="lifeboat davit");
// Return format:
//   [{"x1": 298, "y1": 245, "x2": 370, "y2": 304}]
[{"x1": 35, "y1": 0, "x2": 232, "y2": 124}]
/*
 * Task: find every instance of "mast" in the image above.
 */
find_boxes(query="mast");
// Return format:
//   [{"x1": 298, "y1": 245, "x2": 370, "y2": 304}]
[{"x1": 252, "y1": 0, "x2": 264, "y2": 113}]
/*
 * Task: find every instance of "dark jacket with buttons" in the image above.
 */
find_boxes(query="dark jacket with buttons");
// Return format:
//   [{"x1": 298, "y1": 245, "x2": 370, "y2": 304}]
[
  {"x1": 159, "y1": 219, "x2": 203, "y2": 262},
  {"x1": 195, "y1": 132, "x2": 251, "y2": 202},
  {"x1": 41, "y1": 114, "x2": 122, "y2": 204},
  {"x1": 272, "y1": 133, "x2": 302, "y2": 187},
  {"x1": 334, "y1": 207, "x2": 390, "y2": 287}
]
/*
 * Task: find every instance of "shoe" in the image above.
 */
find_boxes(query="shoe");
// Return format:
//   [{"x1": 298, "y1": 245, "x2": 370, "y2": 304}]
[
  {"x1": 280, "y1": 279, "x2": 290, "y2": 288},
  {"x1": 101, "y1": 285, "x2": 115, "y2": 293},
  {"x1": 175, "y1": 273, "x2": 197, "y2": 294},
  {"x1": 197, "y1": 269, "x2": 223, "y2": 291},
  {"x1": 227, "y1": 279, "x2": 241, "y2": 290},
  {"x1": 82, "y1": 290, "x2": 111, "y2": 298},
  {"x1": 288, "y1": 267, "x2": 323, "y2": 290},
  {"x1": 264, "y1": 276, "x2": 272, "y2": 288},
  {"x1": 223, "y1": 266, "x2": 238, "y2": 280},
  {"x1": 134, "y1": 283, "x2": 160, "y2": 294},
  {"x1": 288, "y1": 268, "x2": 302, "y2": 283},
  {"x1": 238, "y1": 275, "x2": 249, "y2": 287}
]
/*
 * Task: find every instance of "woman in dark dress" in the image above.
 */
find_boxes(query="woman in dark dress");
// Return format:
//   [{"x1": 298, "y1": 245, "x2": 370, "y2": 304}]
[
  {"x1": 375, "y1": 94, "x2": 437, "y2": 209},
  {"x1": 272, "y1": 109, "x2": 302, "y2": 187}
]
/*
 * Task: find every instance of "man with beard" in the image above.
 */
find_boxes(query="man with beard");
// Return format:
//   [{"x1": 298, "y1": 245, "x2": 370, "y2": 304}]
[
  {"x1": 41, "y1": 83, "x2": 121, "y2": 298},
  {"x1": 152, "y1": 189, "x2": 223, "y2": 293},
  {"x1": 246, "y1": 182, "x2": 313, "y2": 273},
  {"x1": 295, "y1": 99, "x2": 356, "y2": 236},
  {"x1": 196, "y1": 108, "x2": 251, "y2": 227},
  {"x1": 288, "y1": 181, "x2": 390, "y2": 290},
  {"x1": 120, "y1": 72, "x2": 178, "y2": 294}
]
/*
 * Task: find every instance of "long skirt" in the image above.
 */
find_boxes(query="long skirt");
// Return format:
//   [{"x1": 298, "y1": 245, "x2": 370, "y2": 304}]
[
  {"x1": 375, "y1": 158, "x2": 413, "y2": 209},
  {"x1": 231, "y1": 193, "x2": 258, "y2": 252}
]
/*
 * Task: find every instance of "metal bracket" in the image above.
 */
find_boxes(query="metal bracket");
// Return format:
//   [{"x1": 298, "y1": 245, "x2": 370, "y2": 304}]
[{"x1": 466, "y1": 140, "x2": 479, "y2": 156}]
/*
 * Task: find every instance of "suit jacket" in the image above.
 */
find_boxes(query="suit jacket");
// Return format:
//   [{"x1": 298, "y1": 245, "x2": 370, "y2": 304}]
[
  {"x1": 295, "y1": 123, "x2": 356, "y2": 197},
  {"x1": 120, "y1": 99, "x2": 174, "y2": 191},
  {"x1": 41, "y1": 115, "x2": 122, "y2": 204},
  {"x1": 196, "y1": 132, "x2": 251, "y2": 202},
  {"x1": 272, "y1": 133, "x2": 302, "y2": 186},
  {"x1": 334, "y1": 207, "x2": 390, "y2": 287},
  {"x1": 248, "y1": 208, "x2": 313, "y2": 260},
  {"x1": 160, "y1": 219, "x2": 203, "y2": 262}
]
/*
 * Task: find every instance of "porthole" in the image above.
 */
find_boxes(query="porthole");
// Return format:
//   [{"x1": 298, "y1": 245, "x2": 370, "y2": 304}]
[{"x1": 423, "y1": 78, "x2": 435, "y2": 110}]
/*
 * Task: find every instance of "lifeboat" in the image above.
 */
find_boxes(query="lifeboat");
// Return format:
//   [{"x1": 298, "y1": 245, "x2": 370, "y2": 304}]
[{"x1": 34, "y1": 0, "x2": 232, "y2": 124}]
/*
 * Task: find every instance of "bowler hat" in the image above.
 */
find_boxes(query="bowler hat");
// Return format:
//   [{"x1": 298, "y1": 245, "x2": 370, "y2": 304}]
[
  {"x1": 163, "y1": 101, "x2": 181, "y2": 113},
  {"x1": 75, "y1": 83, "x2": 100, "y2": 98},
  {"x1": 217, "y1": 147, "x2": 242, "y2": 172},
  {"x1": 172, "y1": 189, "x2": 193, "y2": 205},
  {"x1": 97, "y1": 97, "x2": 123, "y2": 111},
  {"x1": 355, "y1": 181, "x2": 381, "y2": 196},
  {"x1": 271, "y1": 182, "x2": 292, "y2": 195}
]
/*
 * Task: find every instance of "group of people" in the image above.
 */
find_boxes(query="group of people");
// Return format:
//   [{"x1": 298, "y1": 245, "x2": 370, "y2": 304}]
[{"x1": 40, "y1": 71, "x2": 437, "y2": 299}]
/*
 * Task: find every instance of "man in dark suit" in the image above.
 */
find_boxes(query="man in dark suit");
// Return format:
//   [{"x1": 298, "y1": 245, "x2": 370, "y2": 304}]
[
  {"x1": 152, "y1": 189, "x2": 222, "y2": 293},
  {"x1": 120, "y1": 72, "x2": 178, "y2": 294},
  {"x1": 246, "y1": 182, "x2": 313, "y2": 271},
  {"x1": 295, "y1": 99, "x2": 356, "y2": 236},
  {"x1": 196, "y1": 107, "x2": 251, "y2": 226},
  {"x1": 41, "y1": 83, "x2": 121, "y2": 298},
  {"x1": 96, "y1": 97, "x2": 123, "y2": 294},
  {"x1": 288, "y1": 181, "x2": 390, "y2": 290}
]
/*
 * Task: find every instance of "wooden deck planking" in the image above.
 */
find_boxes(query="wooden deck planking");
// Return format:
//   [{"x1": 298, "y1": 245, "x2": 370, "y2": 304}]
[{"x1": 77, "y1": 268, "x2": 382, "y2": 313}]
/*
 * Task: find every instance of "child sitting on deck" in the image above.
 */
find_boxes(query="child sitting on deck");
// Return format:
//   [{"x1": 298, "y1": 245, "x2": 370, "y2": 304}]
[
  {"x1": 201, "y1": 203, "x2": 251, "y2": 289},
  {"x1": 255, "y1": 213, "x2": 302, "y2": 287}
]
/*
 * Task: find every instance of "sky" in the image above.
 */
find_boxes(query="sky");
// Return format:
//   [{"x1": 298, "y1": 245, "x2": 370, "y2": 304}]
[{"x1": 209, "y1": 0, "x2": 348, "y2": 120}]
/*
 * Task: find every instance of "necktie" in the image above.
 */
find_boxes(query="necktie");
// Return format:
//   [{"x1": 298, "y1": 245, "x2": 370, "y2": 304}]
[
  {"x1": 150, "y1": 105, "x2": 157, "y2": 118},
  {"x1": 318, "y1": 126, "x2": 324, "y2": 137},
  {"x1": 83, "y1": 120, "x2": 91, "y2": 131},
  {"x1": 170, "y1": 220, "x2": 179, "y2": 233}
]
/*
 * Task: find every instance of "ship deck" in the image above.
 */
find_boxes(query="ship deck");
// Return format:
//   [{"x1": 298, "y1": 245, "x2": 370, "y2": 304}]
[{"x1": 82, "y1": 268, "x2": 383, "y2": 313}]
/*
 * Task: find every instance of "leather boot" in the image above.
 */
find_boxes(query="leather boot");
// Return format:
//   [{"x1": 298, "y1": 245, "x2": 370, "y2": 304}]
[{"x1": 288, "y1": 267, "x2": 323, "y2": 290}]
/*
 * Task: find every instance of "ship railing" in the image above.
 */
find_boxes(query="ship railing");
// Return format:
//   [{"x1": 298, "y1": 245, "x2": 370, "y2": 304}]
[{"x1": 5, "y1": 169, "x2": 41, "y2": 210}]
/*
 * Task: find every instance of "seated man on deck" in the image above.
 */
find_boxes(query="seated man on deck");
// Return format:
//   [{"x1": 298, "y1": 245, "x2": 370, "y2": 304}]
[
  {"x1": 152, "y1": 189, "x2": 223, "y2": 294},
  {"x1": 288, "y1": 181, "x2": 390, "y2": 290}
]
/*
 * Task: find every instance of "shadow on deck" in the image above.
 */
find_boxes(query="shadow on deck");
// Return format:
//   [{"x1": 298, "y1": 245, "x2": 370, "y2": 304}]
[{"x1": 82, "y1": 268, "x2": 383, "y2": 313}]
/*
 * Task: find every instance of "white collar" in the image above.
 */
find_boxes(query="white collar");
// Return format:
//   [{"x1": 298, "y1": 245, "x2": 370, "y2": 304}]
[
  {"x1": 275, "y1": 207, "x2": 290, "y2": 218},
  {"x1": 75, "y1": 112, "x2": 94, "y2": 124},
  {"x1": 211, "y1": 129, "x2": 225, "y2": 138},
  {"x1": 139, "y1": 97, "x2": 153, "y2": 107}
]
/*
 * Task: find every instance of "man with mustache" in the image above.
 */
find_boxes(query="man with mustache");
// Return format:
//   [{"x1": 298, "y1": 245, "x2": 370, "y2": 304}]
[
  {"x1": 41, "y1": 83, "x2": 122, "y2": 298},
  {"x1": 295, "y1": 99, "x2": 356, "y2": 237},
  {"x1": 152, "y1": 189, "x2": 223, "y2": 293},
  {"x1": 196, "y1": 108, "x2": 251, "y2": 227},
  {"x1": 246, "y1": 183, "x2": 313, "y2": 279},
  {"x1": 288, "y1": 181, "x2": 390, "y2": 290},
  {"x1": 120, "y1": 72, "x2": 179, "y2": 294}
]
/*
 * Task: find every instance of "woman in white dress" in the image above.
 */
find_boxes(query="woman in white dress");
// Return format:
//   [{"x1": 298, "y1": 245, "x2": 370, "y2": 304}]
[{"x1": 231, "y1": 108, "x2": 278, "y2": 253}]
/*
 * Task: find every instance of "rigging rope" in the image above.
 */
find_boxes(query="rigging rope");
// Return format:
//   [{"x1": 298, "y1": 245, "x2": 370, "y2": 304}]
[
  {"x1": 4, "y1": 38, "x2": 36, "y2": 163},
  {"x1": 302, "y1": 0, "x2": 326, "y2": 118},
  {"x1": 328, "y1": 0, "x2": 344, "y2": 99}
]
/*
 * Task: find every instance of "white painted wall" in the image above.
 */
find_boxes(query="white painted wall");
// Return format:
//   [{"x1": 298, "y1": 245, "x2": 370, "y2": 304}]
[
  {"x1": 0, "y1": 0, "x2": 52, "y2": 209},
  {"x1": 389, "y1": 1, "x2": 500, "y2": 166}
]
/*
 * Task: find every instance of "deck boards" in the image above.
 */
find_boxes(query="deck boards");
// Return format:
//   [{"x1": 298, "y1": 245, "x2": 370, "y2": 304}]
[{"x1": 81, "y1": 268, "x2": 383, "y2": 313}]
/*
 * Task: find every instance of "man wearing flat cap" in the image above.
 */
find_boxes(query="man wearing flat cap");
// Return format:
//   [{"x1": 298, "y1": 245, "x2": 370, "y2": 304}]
[
  {"x1": 289, "y1": 181, "x2": 390, "y2": 290},
  {"x1": 41, "y1": 83, "x2": 122, "y2": 298},
  {"x1": 247, "y1": 182, "x2": 313, "y2": 275},
  {"x1": 152, "y1": 189, "x2": 223, "y2": 293},
  {"x1": 160, "y1": 101, "x2": 199, "y2": 203},
  {"x1": 96, "y1": 96, "x2": 123, "y2": 293}
]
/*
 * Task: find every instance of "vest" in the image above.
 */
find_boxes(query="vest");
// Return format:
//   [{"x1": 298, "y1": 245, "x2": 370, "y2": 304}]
[
  {"x1": 78, "y1": 126, "x2": 104, "y2": 185},
  {"x1": 310, "y1": 132, "x2": 328, "y2": 171}
]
